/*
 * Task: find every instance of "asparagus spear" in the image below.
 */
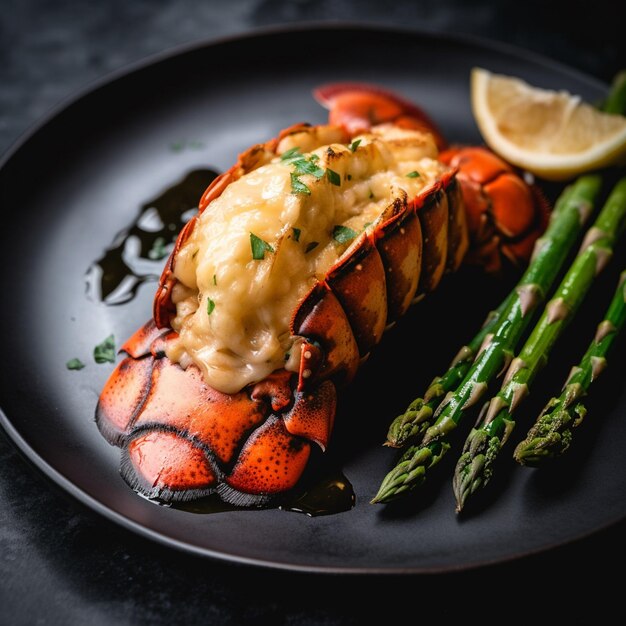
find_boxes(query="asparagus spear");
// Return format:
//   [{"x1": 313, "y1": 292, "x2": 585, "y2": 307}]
[
  {"x1": 371, "y1": 175, "x2": 602, "y2": 504},
  {"x1": 604, "y1": 71, "x2": 626, "y2": 115},
  {"x1": 384, "y1": 185, "x2": 577, "y2": 448},
  {"x1": 385, "y1": 294, "x2": 514, "y2": 447},
  {"x1": 454, "y1": 179, "x2": 626, "y2": 511},
  {"x1": 514, "y1": 269, "x2": 626, "y2": 465}
]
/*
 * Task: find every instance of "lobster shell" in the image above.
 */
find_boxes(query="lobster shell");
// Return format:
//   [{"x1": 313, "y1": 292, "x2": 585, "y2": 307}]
[
  {"x1": 96, "y1": 85, "x2": 469, "y2": 506},
  {"x1": 440, "y1": 145, "x2": 550, "y2": 274}
]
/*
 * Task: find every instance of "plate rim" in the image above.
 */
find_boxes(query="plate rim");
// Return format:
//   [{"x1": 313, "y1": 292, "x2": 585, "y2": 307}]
[
  {"x1": 0, "y1": 22, "x2": 618, "y2": 574},
  {"x1": 3, "y1": 401, "x2": 625, "y2": 575},
  {"x1": 0, "y1": 21, "x2": 608, "y2": 170}
]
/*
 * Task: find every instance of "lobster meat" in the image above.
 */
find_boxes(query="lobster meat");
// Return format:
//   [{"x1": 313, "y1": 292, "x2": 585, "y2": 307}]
[{"x1": 96, "y1": 83, "x2": 549, "y2": 506}]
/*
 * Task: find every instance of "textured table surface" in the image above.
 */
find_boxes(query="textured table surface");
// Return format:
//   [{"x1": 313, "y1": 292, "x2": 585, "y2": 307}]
[{"x1": 1, "y1": 1, "x2": 625, "y2": 624}]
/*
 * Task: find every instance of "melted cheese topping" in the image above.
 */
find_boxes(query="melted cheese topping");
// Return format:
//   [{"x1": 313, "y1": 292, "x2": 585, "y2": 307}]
[{"x1": 166, "y1": 125, "x2": 446, "y2": 393}]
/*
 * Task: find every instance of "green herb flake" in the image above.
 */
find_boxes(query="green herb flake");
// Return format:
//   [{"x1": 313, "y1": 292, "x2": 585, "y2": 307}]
[
  {"x1": 406, "y1": 171, "x2": 421, "y2": 178},
  {"x1": 309, "y1": 154, "x2": 320, "y2": 163},
  {"x1": 66, "y1": 358, "x2": 85, "y2": 371},
  {"x1": 369, "y1": 189, "x2": 375, "y2": 200},
  {"x1": 326, "y1": 168, "x2": 341, "y2": 186},
  {"x1": 363, "y1": 221, "x2": 373, "y2": 230},
  {"x1": 284, "y1": 352, "x2": 291, "y2": 361},
  {"x1": 94, "y1": 335, "x2": 116, "y2": 364},
  {"x1": 293, "y1": 158, "x2": 325, "y2": 179},
  {"x1": 148, "y1": 236, "x2": 169, "y2": 260},
  {"x1": 290, "y1": 173, "x2": 311, "y2": 195},
  {"x1": 250, "y1": 232, "x2": 275, "y2": 260},
  {"x1": 346, "y1": 174, "x2": 352, "y2": 181},
  {"x1": 280, "y1": 146, "x2": 303, "y2": 161},
  {"x1": 349, "y1": 139, "x2": 361, "y2": 152},
  {"x1": 207, "y1": 298, "x2": 216, "y2": 316},
  {"x1": 169, "y1": 141, "x2": 184, "y2": 153},
  {"x1": 213, "y1": 274, "x2": 217, "y2": 286},
  {"x1": 305, "y1": 241, "x2": 319, "y2": 253},
  {"x1": 332, "y1": 225, "x2": 358, "y2": 244},
  {"x1": 292, "y1": 227, "x2": 301, "y2": 242}
]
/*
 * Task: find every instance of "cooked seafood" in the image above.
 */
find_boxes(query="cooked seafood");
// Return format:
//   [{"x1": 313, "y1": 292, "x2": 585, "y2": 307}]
[{"x1": 96, "y1": 83, "x2": 541, "y2": 506}]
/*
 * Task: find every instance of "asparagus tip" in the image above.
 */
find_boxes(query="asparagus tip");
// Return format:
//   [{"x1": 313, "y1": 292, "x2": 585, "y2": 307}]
[
  {"x1": 370, "y1": 486, "x2": 385, "y2": 504},
  {"x1": 384, "y1": 399, "x2": 433, "y2": 448},
  {"x1": 452, "y1": 451, "x2": 475, "y2": 512},
  {"x1": 514, "y1": 403, "x2": 583, "y2": 466},
  {"x1": 453, "y1": 427, "x2": 505, "y2": 512},
  {"x1": 382, "y1": 441, "x2": 399, "y2": 448}
]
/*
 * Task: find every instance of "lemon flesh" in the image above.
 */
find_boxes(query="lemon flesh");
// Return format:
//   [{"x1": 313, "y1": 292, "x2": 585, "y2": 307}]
[{"x1": 471, "y1": 67, "x2": 626, "y2": 180}]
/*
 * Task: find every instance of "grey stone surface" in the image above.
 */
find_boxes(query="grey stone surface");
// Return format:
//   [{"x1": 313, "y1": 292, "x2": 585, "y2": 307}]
[{"x1": 1, "y1": 0, "x2": 623, "y2": 156}]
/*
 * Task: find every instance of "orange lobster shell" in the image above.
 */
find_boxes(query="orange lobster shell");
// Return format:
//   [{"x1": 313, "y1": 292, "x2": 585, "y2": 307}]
[
  {"x1": 440, "y1": 146, "x2": 550, "y2": 274},
  {"x1": 96, "y1": 84, "x2": 470, "y2": 506},
  {"x1": 96, "y1": 83, "x2": 547, "y2": 507}
]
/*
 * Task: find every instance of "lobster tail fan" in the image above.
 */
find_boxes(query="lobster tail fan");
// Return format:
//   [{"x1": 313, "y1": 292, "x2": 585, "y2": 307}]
[{"x1": 120, "y1": 429, "x2": 219, "y2": 503}]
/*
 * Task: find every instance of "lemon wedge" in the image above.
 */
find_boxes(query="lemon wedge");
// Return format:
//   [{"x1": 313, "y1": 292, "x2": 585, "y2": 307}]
[{"x1": 471, "y1": 67, "x2": 626, "y2": 180}]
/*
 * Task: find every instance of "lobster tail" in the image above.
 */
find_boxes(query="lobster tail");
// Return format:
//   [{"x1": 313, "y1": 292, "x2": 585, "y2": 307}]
[
  {"x1": 95, "y1": 82, "x2": 482, "y2": 507},
  {"x1": 97, "y1": 323, "x2": 338, "y2": 505},
  {"x1": 97, "y1": 169, "x2": 464, "y2": 504}
]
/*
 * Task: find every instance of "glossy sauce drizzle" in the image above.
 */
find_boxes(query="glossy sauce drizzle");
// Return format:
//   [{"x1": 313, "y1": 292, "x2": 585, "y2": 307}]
[
  {"x1": 85, "y1": 169, "x2": 218, "y2": 304},
  {"x1": 280, "y1": 471, "x2": 355, "y2": 516}
]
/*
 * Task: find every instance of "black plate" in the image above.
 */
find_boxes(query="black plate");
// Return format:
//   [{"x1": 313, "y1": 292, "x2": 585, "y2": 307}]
[{"x1": 1, "y1": 25, "x2": 625, "y2": 573}]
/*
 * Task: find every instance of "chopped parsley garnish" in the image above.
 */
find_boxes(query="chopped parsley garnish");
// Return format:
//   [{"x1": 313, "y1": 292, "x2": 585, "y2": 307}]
[
  {"x1": 207, "y1": 298, "x2": 216, "y2": 315},
  {"x1": 250, "y1": 233, "x2": 274, "y2": 260},
  {"x1": 305, "y1": 241, "x2": 319, "y2": 253},
  {"x1": 292, "y1": 227, "x2": 301, "y2": 242},
  {"x1": 280, "y1": 146, "x2": 303, "y2": 161},
  {"x1": 326, "y1": 168, "x2": 341, "y2": 186},
  {"x1": 148, "y1": 236, "x2": 169, "y2": 260},
  {"x1": 283, "y1": 146, "x2": 327, "y2": 193},
  {"x1": 66, "y1": 358, "x2": 85, "y2": 371},
  {"x1": 332, "y1": 225, "x2": 358, "y2": 244},
  {"x1": 290, "y1": 173, "x2": 311, "y2": 195},
  {"x1": 406, "y1": 170, "x2": 421, "y2": 178},
  {"x1": 94, "y1": 335, "x2": 116, "y2": 364},
  {"x1": 349, "y1": 139, "x2": 361, "y2": 152},
  {"x1": 363, "y1": 221, "x2": 373, "y2": 230},
  {"x1": 213, "y1": 274, "x2": 217, "y2": 286},
  {"x1": 345, "y1": 174, "x2": 352, "y2": 181},
  {"x1": 293, "y1": 158, "x2": 325, "y2": 179}
]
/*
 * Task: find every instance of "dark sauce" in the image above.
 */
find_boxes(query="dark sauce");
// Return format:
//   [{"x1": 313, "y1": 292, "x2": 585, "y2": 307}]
[
  {"x1": 280, "y1": 471, "x2": 355, "y2": 516},
  {"x1": 168, "y1": 470, "x2": 355, "y2": 517},
  {"x1": 85, "y1": 169, "x2": 219, "y2": 304}
]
